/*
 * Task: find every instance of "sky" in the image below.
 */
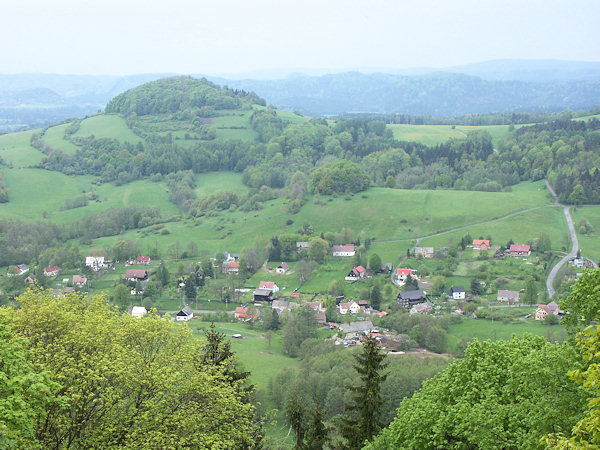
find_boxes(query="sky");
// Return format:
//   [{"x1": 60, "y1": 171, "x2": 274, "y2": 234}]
[{"x1": 2, "y1": 0, "x2": 599, "y2": 76}]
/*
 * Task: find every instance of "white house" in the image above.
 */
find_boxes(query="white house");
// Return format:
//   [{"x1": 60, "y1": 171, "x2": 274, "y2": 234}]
[
  {"x1": 276, "y1": 262, "x2": 290, "y2": 274},
  {"x1": 130, "y1": 306, "x2": 147, "y2": 318},
  {"x1": 444, "y1": 286, "x2": 466, "y2": 300},
  {"x1": 85, "y1": 256, "x2": 105, "y2": 271},
  {"x1": 339, "y1": 301, "x2": 360, "y2": 315},
  {"x1": 396, "y1": 268, "x2": 415, "y2": 282},
  {"x1": 345, "y1": 266, "x2": 366, "y2": 281},
  {"x1": 259, "y1": 281, "x2": 279, "y2": 294},
  {"x1": 332, "y1": 244, "x2": 355, "y2": 257},
  {"x1": 176, "y1": 306, "x2": 194, "y2": 322}
]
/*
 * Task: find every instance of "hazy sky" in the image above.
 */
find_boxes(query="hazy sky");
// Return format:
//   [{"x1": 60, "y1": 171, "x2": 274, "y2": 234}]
[{"x1": 2, "y1": 0, "x2": 599, "y2": 76}]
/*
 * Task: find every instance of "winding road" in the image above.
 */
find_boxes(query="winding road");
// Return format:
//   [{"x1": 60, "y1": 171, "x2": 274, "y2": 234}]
[{"x1": 545, "y1": 180, "x2": 580, "y2": 298}]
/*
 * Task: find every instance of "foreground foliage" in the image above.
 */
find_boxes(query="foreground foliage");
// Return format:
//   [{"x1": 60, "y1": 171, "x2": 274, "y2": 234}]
[
  {"x1": 2, "y1": 289, "x2": 260, "y2": 448},
  {"x1": 366, "y1": 335, "x2": 587, "y2": 449}
]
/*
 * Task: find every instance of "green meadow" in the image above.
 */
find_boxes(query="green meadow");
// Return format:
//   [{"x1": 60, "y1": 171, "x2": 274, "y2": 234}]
[
  {"x1": 571, "y1": 205, "x2": 600, "y2": 262},
  {"x1": 42, "y1": 123, "x2": 80, "y2": 154},
  {"x1": 0, "y1": 130, "x2": 45, "y2": 167},
  {"x1": 73, "y1": 114, "x2": 142, "y2": 143},
  {"x1": 388, "y1": 123, "x2": 514, "y2": 146}
]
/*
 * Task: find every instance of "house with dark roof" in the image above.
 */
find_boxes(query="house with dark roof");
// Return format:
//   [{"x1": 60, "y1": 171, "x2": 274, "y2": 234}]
[
  {"x1": 380, "y1": 262, "x2": 393, "y2": 274},
  {"x1": 253, "y1": 289, "x2": 274, "y2": 302},
  {"x1": 276, "y1": 262, "x2": 290, "y2": 274},
  {"x1": 340, "y1": 320, "x2": 374, "y2": 334},
  {"x1": 397, "y1": 290, "x2": 428, "y2": 308},
  {"x1": 444, "y1": 286, "x2": 466, "y2": 300},
  {"x1": 176, "y1": 306, "x2": 194, "y2": 322},
  {"x1": 345, "y1": 265, "x2": 366, "y2": 281},
  {"x1": 125, "y1": 269, "x2": 148, "y2": 282}
]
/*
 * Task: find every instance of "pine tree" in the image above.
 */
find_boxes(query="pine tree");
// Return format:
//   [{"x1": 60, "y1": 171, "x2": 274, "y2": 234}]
[
  {"x1": 370, "y1": 285, "x2": 382, "y2": 310},
  {"x1": 305, "y1": 398, "x2": 327, "y2": 450},
  {"x1": 342, "y1": 333, "x2": 388, "y2": 447}
]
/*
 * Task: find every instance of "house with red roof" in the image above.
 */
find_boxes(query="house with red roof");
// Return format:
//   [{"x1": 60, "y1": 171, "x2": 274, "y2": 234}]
[
  {"x1": 473, "y1": 240, "x2": 491, "y2": 250},
  {"x1": 332, "y1": 244, "x2": 355, "y2": 257},
  {"x1": 72, "y1": 275, "x2": 87, "y2": 286},
  {"x1": 136, "y1": 256, "x2": 151, "y2": 265},
  {"x1": 276, "y1": 262, "x2": 290, "y2": 274},
  {"x1": 508, "y1": 244, "x2": 531, "y2": 257},
  {"x1": 345, "y1": 265, "x2": 366, "y2": 281},
  {"x1": 259, "y1": 281, "x2": 279, "y2": 294},
  {"x1": 396, "y1": 268, "x2": 416, "y2": 282},
  {"x1": 44, "y1": 266, "x2": 60, "y2": 277},
  {"x1": 222, "y1": 260, "x2": 240, "y2": 274}
]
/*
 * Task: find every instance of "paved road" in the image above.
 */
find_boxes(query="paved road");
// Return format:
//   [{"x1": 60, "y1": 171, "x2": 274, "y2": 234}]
[{"x1": 545, "y1": 180, "x2": 579, "y2": 298}]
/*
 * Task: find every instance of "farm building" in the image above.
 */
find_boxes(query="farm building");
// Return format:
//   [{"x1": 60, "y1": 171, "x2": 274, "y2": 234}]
[{"x1": 332, "y1": 244, "x2": 355, "y2": 257}]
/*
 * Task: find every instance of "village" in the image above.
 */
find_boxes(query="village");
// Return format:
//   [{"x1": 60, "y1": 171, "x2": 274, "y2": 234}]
[{"x1": 5, "y1": 234, "x2": 591, "y2": 353}]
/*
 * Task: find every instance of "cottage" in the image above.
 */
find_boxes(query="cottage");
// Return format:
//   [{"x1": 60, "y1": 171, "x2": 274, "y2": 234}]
[
  {"x1": 125, "y1": 269, "x2": 148, "y2": 282},
  {"x1": 135, "y1": 256, "x2": 150, "y2": 265},
  {"x1": 259, "y1": 281, "x2": 279, "y2": 294},
  {"x1": 397, "y1": 290, "x2": 427, "y2": 308},
  {"x1": 306, "y1": 302, "x2": 326, "y2": 312},
  {"x1": 72, "y1": 275, "x2": 87, "y2": 286},
  {"x1": 44, "y1": 266, "x2": 60, "y2": 277},
  {"x1": 396, "y1": 268, "x2": 415, "y2": 282},
  {"x1": 332, "y1": 244, "x2": 356, "y2": 257},
  {"x1": 7, "y1": 264, "x2": 29, "y2": 277},
  {"x1": 339, "y1": 301, "x2": 360, "y2": 315},
  {"x1": 130, "y1": 306, "x2": 147, "y2": 318},
  {"x1": 444, "y1": 286, "x2": 466, "y2": 300},
  {"x1": 535, "y1": 301, "x2": 560, "y2": 321},
  {"x1": 276, "y1": 262, "x2": 290, "y2": 274},
  {"x1": 493, "y1": 249, "x2": 505, "y2": 259},
  {"x1": 415, "y1": 247, "x2": 434, "y2": 258},
  {"x1": 272, "y1": 300, "x2": 291, "y2": 314},
  {"x1": 176, "y1": 306, "x2": 194, "y2": 322},
  {"x1": 234, "y1": 306, "x2": 259, "y2": 321},
  {"x1": 345, "y1": 265, "x2": 366, "y2": 281},
  {"x1": 358, "y1": 300, "x2": 369, "y2": 309},
  {"x1": 340, "y1": 320, "x2": 374, "y2": 335},
  {"x1": 222, "y1": 260, "x2": 240, "y2": 274},
  {"x1": 508, "y1": 244, "x2": 531, "y2": 257},
  {"x1": 253, "y1": 288, "x2": 274, "y2": 302},
  {"x1": 234, "y1": 306, "x2": 248, "y2": 319},
  {"x1": 410, "y1": 301, "x2": 434, "y2": 315},
  {"x1": 380, "y1": 262, "x2": 393, "y2": 274},
  {"x1": 473, "y1": 240, "x2": 491, "y2": 251},
  {"x1": 85, "y1": 256, "x2": 105, "y2": 271},
  {"x1": 497, "y1": 290, "x2": 520, "y2": 304}
]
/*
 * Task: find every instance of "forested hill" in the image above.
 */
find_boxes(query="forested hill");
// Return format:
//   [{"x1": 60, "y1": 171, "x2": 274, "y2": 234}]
[
  {"x1": 209, "y1": 71, "x2": 600, "y2": 116},
  {"x1": 105, "y1": 76, "x2": 265, "y2": 116}
]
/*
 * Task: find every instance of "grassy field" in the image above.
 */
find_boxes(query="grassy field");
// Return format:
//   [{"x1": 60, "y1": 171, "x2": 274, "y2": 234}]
[
  {"x1": 389, "y1": 123, "x2": 514, "y2": 146},
  {"x1": 446, "y1": 316, "x2": 567, "y2": 353},
  {"x1": 570, "y1": 205, "x2": 600, "y2": 262},
  {"x1": 42, "y1": 123, "x2": 80, "y2": 154},
  {"x1": 73, "y1": 114, "x2": 142, "y2": 143},
  {"x1": 0, "y1": 130, "x2": 45, "y2": 167}
]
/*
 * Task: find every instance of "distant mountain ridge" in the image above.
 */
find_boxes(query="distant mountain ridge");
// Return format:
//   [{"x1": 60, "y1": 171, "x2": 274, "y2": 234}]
[{"x1": 1, "y1": 60, "x2": 600, "y2": 131}]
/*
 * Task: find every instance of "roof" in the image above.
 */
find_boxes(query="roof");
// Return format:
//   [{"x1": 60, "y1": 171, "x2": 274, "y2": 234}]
[
  {"x1": 358, "y1": 300, "x2": 368, "y2": 306},
  {"x1": 259, "y1": 281, "x2": 276, "y2": 290},
  {"x1": 131, "y1": 306, "x2": 147, "y2": 316},
  {"x1": 340, "y1": 321, "x2": 374, "y2": 334},
  {"x1": 306, "y1": 302, "x2": 323, "y2": 310},
  {"x1": 510, "y1": 244, "x2": 531, "y2": 252},
  {"x1": 381, "y1": 262, "x2": 393, "y2": 270},
  {"x1": 397, "y1": 268, "x2": 413, "y2": 275},
  {"x1": 126, "y1": 269, "x2": 147, "y2": 279},
  {"x1": 278, "y1": 262, "x2": 289, "y2": 270},
  {"x1": 229, "y1": 261, "x2": 240, "y2": 268},
  {"x1": 411, "y1": 301, "x2": 434, "y2": 311},
  {"x1": 136, "y1": 256, "x2": 151, "y2": 262},
  {"x1": 340, "y1": 301, "x2": 358, "y2": 309},
  {"x1": 333, "y1": 244, "x2": 355, "y2": 252},
  {"x1": 253, "y1": 288, "x2": 273, "y2": 296},
  {"x1": 177, "y1": 306, "x2": 193, "y2": 316},
  {"x1": 378, "y1": 311, "x2": 388, "y2": 317},
  {"x1": 452, "y1": 286, "x2": 465, "y2": 293},
  {"x1": 234, "y1": 306, "x2": 247, "y2": 315},
  {"x1": 498, "y1": 290, "x2": 520, "y2": 298},
  {"x1": 547, "y1": 301, "x2": 559, "y2": 311},
  {"x1": 73, "y1": 275, "x2": 87, "y2": 283},
  {"x1": 398, "y1": 290, "x2": 426, "y2": 301},
  {"x1": 473, "y1": 239, "x2": 490, "y2": 246},
  {"x1": 537, "y1": 304, "x2": 552, "y2": 314},
  {"x1": 45, "y1": 266, "x2": 59, "y2": 272},
  {"x1": 272, "y1": 300, "x2": 290, "y2": 310}
]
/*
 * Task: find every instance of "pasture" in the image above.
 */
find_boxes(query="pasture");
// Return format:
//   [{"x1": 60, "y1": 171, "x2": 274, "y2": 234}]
[
  {"x1": 388, "y1": 123, "x2": 514, "y2": 146},
  {"x1": 0, "y1": 130, "x2": 45, "y2": 167},
  {"x1": 571, "y1": 206, "x2": 600, "y2": 262},
  {"x1": 42, "y1": 123, "x2": 80, "y2": 154},
  {"x1": 73, "y1": 114, "x2": 142, "y2": 143}
]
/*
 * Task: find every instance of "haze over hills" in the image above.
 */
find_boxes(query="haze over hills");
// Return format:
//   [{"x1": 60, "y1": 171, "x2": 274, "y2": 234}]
[{"x1": 1, "y1": 59, "x2": 599, "y2": 132}]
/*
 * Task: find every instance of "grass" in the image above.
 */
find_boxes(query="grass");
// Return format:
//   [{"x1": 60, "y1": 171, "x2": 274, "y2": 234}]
[
  {"x1": 73, "y1": 114, "x2": 142, "y2": 143},
  {"x1": 570, "y1": 206, "x2": 600, "y2": 262},
  {"x1": 388, "y1": 124, "x2": 515, "y2": 146},
  {"x1": 42, "y1": 123, "x2": 80, "y2": 154},
  {"x1": 446, "y1": 316, "x2": 567, "y2": 353},
  {"x1": 0, "y1": 130, "x2": 45, "y2": 167}
]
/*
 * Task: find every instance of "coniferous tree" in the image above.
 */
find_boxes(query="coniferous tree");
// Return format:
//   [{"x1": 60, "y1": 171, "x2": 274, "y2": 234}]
[
  {"x1": 370, "y1": 285, "x2": 382, "y2": 310},
  {"x1": 286, "y1": 388, "x2": 306, "y2": 449},
  {"x1": 305, "y1": 398, "x2": 328, "y2": 450},
  {"x1": 342, "y1": 333, "x2": 388, "y2": 447}
]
